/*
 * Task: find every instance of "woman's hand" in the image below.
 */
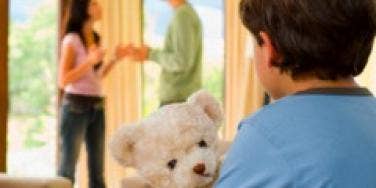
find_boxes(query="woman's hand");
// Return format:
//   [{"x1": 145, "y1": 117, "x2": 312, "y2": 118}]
[
  {"x1": 116, "y1": 44, "x2": 149, "y2": 62},
  {"x1": 59, "y1": 44, "x2": 106, "y2": 88},
  {"x1": 87, "y1": 45, "x2": 105, "y2": 66},
  {"x1": 115, "y1": 44, "x2": 134, "y2": 60}
]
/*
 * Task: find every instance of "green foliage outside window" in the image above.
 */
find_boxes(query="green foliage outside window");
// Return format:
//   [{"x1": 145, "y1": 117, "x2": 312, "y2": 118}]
[{"x1": 9, "y1": 2, "x2": 57, "y2": 149}]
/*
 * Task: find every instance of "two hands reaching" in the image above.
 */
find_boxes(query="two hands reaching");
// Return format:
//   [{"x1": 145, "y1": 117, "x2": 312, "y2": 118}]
[
  {"x1": 86, "y1": 44, "x2": 149, "y2": 66},
  {"x1": 116, "y1": 44, "x2": 149, "y2": 62},
  {"x1": 84, "y1": 44, "x2": 148, "y2": 78}
]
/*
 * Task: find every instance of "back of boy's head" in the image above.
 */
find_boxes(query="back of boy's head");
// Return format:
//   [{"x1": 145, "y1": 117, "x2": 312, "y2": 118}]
[{"x1": 240, "y1": 0, "x2": 376, "y2": 80}]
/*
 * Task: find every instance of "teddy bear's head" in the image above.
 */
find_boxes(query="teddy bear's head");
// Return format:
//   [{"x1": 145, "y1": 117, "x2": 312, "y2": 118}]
[{"x1": 110, "y1": 90, "x2": 224, "y2": 188}]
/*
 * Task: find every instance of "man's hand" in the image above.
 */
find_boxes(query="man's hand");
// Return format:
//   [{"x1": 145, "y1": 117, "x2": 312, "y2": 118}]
[
  {"x1": 116, "y1": 44, "x2": 149, "y2": 62},
  {"x1": 131, "y1": 45, "x2": 149, "y2": 62},
  {"x1": 115, "y1": 44, "x2": 134, "y2": 60}
]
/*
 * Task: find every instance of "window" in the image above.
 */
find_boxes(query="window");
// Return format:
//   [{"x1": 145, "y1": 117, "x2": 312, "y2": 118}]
[
  {"x1": 8, "y1": 0, "x2": 58, "y2": 177},
  {"x1": 142, "y1": 0, "x2": 224, "y2": 115}
]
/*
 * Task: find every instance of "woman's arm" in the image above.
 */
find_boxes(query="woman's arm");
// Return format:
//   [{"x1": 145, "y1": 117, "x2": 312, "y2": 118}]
[
  {"x1": 97, "y1": 58, "x2": 116, "y2": 78},
  {"x1": 58, "y1": 44, "x2": 104, "y2": 89},
  {"x1": 97, "y1": 45, "x2": 133, "y2": 78}
]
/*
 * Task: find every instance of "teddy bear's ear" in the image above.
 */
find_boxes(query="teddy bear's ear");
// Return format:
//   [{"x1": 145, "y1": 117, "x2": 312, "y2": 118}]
[
  {"x1": 187, "y1": 90, "x2": 223, "y2": 125},
  {"x1": 109, "y1": 124, "x2": 141, "y2": 167}
]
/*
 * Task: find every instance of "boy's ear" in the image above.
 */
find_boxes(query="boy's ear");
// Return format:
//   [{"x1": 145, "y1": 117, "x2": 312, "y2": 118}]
[
  {"x1": 187, "y1": 90, "x2": 223, "y2": 126},
  {"x1": 109, "y1": 124, "x2": 142, "y2": 167},
  {"x1": 259, "y1": 31, "x2": 282, "y2": 67}
]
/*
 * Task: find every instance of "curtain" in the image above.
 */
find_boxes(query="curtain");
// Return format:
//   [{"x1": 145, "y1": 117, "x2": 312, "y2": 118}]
[
  {"x1": 77, "y1": 0, "x2": 142, "y2": 187},
  {"x1": 224, "y1": 0, "x2": 264, "y2": 141},
  {"x1": 357, "y1": 42, "x2": 376, "y2": 94}
]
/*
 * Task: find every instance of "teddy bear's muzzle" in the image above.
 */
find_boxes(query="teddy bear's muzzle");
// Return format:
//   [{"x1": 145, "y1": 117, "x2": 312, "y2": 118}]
[{"x1": 193, "y1": 163, "x2": 206, "y2": 176}]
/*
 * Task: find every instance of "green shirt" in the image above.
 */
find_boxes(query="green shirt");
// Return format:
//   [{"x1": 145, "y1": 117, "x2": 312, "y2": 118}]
[{"x1": 149, "y1": 3, "x2": 202, "y2": 104}]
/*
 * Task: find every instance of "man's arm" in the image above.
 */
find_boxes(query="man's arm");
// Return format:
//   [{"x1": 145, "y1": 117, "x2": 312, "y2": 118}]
[{"x1": 149, "y1": 13, "x2": 199, "y2": 73}]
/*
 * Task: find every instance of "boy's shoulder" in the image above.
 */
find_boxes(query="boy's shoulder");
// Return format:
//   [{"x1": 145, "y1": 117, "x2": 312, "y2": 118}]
[
  {"x1": 240, "y1": 90, "x2": 375, "y2": 132},
  {"x1": 240, "y1": 94, "x2": 314, "y2": 128}
]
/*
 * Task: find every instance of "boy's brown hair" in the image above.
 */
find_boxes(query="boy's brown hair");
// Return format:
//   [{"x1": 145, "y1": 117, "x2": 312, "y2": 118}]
[{"x1": 240, "y1": 0, "x2": 376, "y2": 80}]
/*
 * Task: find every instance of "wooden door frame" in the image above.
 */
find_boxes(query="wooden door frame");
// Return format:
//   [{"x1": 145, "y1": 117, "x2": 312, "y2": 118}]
[
  {"x1": 0, "y1": 0, "x2": 9, "y2": 173},
  {"x1": 0, "y1": 0, "x2": 68, "y2": 173},
  {"x1": 56, "y1": 0, "x2": 70, "y2": 167}
]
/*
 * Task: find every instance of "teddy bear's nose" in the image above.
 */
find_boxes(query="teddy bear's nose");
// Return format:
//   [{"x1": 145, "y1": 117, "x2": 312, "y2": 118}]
[{"x1": 193, "y1": 163, "x2": 206, "y2": 175}]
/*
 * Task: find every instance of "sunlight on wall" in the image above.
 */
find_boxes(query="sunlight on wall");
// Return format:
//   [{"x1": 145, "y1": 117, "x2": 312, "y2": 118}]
[{"x1": 356, "y1": 42, "x2": 376, "y2": 94}]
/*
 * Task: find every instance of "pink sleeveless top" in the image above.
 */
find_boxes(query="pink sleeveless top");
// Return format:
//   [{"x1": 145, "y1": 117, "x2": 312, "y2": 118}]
[{"x1": 62, "y1": 33, "x2": 102, "y2": 96}]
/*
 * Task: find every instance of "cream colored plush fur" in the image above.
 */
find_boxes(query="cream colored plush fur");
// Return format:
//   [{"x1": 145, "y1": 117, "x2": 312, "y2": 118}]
[{"x1": 110, "y1": 90, "x2": 229, "y2": 188}]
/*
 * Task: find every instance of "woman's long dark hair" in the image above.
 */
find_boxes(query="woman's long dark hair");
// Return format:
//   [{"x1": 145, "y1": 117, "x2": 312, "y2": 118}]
[
  {"x1": 65, "y1": 0, "x2": 100, "y2": 48},
  {"x1": 65, "y1": 0, "x2": 102, "y2": 70}
]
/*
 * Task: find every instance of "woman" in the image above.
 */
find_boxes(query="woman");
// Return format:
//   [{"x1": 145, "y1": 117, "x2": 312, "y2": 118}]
[{"x1": 57, "y1": 0, "x2": 128, "y2": 187}]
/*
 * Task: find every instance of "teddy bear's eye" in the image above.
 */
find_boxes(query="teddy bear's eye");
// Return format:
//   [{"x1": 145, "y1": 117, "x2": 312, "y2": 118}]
[
  {"x1": 167, "y1": 159, "x2": 177, "y2": 170},
  {"x1": 198, "y1": 140, "x2": 208, "y2": 148}
]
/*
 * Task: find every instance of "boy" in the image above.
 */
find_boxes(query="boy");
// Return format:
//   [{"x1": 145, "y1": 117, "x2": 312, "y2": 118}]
[{"x1": 216, "y1": 0, "x2": 376, "y2": 187}]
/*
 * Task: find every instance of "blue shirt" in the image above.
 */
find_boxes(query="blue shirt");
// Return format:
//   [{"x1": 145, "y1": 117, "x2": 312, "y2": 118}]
[{"x1": 216, "y1": 88, "x2": 376, "y2": 188}]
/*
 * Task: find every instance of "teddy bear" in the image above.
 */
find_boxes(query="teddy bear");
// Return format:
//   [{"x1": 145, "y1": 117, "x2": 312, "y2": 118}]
[{"x1": 109, "y1": 90, "x2": 230, "y2": 188}]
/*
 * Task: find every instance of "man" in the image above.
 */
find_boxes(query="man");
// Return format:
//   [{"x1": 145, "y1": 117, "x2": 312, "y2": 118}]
[
  {"x1": 121, "y1": 0, "x2": 202, "y2": 106},
  {"x1": 216, "y1": 0, "x2": 376, "y2": 187}
]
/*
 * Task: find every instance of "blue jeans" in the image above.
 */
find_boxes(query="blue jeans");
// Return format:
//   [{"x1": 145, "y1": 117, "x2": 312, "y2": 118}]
[{"x1": 57, "y1": 96, "x2": 106, "y2": 188}]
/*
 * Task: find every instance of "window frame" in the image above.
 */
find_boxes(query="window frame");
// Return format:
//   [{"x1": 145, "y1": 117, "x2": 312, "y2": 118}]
[{"x1": 0, "y1": 0, "x2": 9, "y2": 173}]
